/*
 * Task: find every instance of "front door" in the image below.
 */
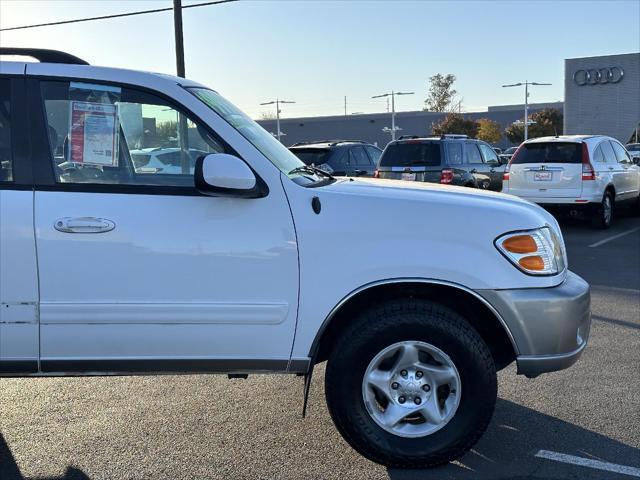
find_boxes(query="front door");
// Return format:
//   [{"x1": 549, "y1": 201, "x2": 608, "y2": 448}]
[
  {"x1": 32, "y1": 79, "x2": 299, "y2": 373},
  {"x1": 464, "y1": 143, "x2": 491, "y2": 189}
]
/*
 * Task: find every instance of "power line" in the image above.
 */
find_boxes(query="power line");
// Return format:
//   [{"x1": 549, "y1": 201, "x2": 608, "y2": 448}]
[{"x1": 0, "y1": 0, "x2": 238, "y2": 32}]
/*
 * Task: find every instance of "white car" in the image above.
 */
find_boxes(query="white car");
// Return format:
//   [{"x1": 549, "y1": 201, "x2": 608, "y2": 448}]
[
  {"x1": 502, "y1": 135, "x2": 640, "y2": 228},
  {"x1": 130, "y1": 148, "x2": 208, "y2": 175},
  {"x1": 626, "y1": 143, "x2": 640, "y2": 163},
  {"x1": 0, "y1": 48, "x2": 591, "y2": 468}
]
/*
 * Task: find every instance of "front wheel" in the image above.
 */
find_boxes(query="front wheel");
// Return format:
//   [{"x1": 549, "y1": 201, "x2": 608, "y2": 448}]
[{"x1": 325, "y1": 299, "x2": 497, "y2": 468}]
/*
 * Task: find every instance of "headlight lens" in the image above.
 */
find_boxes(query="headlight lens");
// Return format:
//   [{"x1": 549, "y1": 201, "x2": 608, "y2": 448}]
[{"x1": 495, "y1": 227, "x2": 566, "y2": 276}]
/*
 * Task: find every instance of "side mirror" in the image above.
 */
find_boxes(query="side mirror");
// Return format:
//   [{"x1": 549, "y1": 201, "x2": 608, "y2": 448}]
[{"x1": 195, "y1": 153, "x2": 267, "y2": 198}]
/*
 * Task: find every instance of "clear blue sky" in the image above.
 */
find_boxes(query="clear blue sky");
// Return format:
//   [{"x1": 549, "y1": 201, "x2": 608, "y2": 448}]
[{"x1": 1, "y1": 0, "x2": 639, "y2": 119}]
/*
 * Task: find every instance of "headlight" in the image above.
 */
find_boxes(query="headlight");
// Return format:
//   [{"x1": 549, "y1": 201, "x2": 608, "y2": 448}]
[{"x1": 495, "y1": 227, "x2": 566, "y2": 276}]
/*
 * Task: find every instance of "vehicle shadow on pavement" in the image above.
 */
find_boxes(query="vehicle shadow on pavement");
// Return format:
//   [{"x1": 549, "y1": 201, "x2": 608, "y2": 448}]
[
  {"x1": 0, "y1": 433, "x2": 89, "y2": 480},
  {"x1": 387, "y1": 398, "x2": 640, "y2": 480}
]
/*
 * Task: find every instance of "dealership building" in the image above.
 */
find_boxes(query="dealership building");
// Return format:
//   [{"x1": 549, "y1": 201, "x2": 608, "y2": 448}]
[{"x1": 258, "y1": 52, "x2": 639, "y2": 148}]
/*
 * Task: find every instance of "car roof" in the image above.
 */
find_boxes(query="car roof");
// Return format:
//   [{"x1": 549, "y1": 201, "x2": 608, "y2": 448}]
[
  {"x1": 289, "y1": 140, "x2": 370, "y2": 149},
  {"x1": 524, "y1": 135, "x2": 606, "y2": 144}
]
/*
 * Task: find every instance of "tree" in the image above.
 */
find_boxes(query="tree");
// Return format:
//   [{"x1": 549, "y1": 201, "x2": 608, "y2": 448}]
[
  {"x1": 476, "y1": 118, "x2": 502, "y2": 144},
  {"x1": 505, "y1": 108, "x2": 563, "y2": 144},
  {"x1": 431, "y1": 113, "x2": 479, "y2": 138},
  {"x1": 424, "y1": 74, "x2": 459, "y2": 112},
  {"x1": 259, "y1": 111, "x2": 277, "y2": 120}
]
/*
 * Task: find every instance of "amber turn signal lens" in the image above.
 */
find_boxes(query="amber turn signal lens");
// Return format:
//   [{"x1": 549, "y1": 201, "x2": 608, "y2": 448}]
[
  {"x1": 518, "y1": 255, "x2": 545, "y2": 270},
  {"x1": 502, "y1": 235, "x2": 538, "y2": 254}
]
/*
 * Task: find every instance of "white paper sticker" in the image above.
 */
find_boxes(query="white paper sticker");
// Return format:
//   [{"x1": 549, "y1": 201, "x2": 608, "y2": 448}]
[{"x1": 69, "y1": 101, "x2": 119, "y2": 166}]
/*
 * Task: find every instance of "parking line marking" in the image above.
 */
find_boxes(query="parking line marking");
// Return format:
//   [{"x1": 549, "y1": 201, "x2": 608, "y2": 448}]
[
  {"x1": 535, "y1": 449, "x2": 640, "y2": 477},
  {"x1": 588, "y1": 227, "x2": 640, "y2": 248}
]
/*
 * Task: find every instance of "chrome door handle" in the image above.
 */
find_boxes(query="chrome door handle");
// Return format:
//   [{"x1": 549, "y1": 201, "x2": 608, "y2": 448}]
[{"x1": 54, "y1": 217, "x2": 115, "y2": 234}]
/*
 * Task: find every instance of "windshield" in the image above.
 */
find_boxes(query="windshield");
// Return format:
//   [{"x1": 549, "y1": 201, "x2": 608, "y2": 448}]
[
  {"x1": 512, "y1": 142, "x2": 582, "y2": 164},
  {"x1": 187, "y1": 88, "x2": 324, "y2": 186},
  {"x1": 380, "y1": 142, "x2": 441, "y2": 167}
]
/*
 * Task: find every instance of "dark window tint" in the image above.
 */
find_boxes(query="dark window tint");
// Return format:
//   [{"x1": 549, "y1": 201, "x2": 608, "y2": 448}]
[
  {"x1": 0, "y1": 79, "x2": 12, "y2": 182},
  {"x1": 349, "y1": 146, "x2": 370, "y2": 166},
  {"x1": 379, "y1": 142, "x2": 441, "y2": 167},
  {"x1": 465, "y1": 143, "x2": 483, "y2": 163},
  {"x1": 511, "y1": 142, "x2": 582, "y2": 164},
  {"x1": 366, "y1": 145, "x2": 382, "y2": 165},
  {"x1": 290, "y1": 148, "x2": 332, "y2": 166},
  {"x1": 626, "y1": 144, "x2": 640, "y2": 152},
  {"x1": 479, "y1": 143, "x2": 499, "y2": 163},
  {"x1": 446, "y1": 143, "x2": 463, "y2": 165}
]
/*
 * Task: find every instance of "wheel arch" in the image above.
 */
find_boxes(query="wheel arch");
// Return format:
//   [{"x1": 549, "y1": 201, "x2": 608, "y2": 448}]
[{"x1": 310, "y1": 279, "x2": 519, "y2": 370}]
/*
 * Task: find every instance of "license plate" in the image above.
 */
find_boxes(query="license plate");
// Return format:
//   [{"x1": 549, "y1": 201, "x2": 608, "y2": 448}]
[
  {"x1": 534, "y1": 171, "x2": 552, "y2": 181},
  {"x1": 401, "y1": 172, "x2": 416, "y2": 181}
]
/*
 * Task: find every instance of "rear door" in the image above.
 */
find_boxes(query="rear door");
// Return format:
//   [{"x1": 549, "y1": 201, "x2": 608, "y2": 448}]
[
  {"x1": 0, "y1": 71, "x2": 40, "y2": 374},
  {"x1": 365, "y1": 145, "x2": 382, "y2": 171},
  {"x1": 507, "y1": 141, "x2": 583, "y2": 198},
  {"x1": 348, "y1": 145, "x2": 374, "y2": 177}
]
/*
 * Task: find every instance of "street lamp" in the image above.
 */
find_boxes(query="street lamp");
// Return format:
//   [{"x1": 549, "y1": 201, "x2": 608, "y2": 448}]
[
  {"x1": 260, "y1": 98, "x2": 296, "y2": 142},
  {"x1": 502, "y1": 81, "x2": 551, "y2": 141},
  {"x1": 372, "y1": 91, "x2": 414, "y2": 141}
]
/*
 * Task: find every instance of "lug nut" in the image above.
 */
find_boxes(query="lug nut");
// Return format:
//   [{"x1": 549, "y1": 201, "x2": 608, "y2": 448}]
[
  {"x1": 400, "y1": 370, "x2": 408, "y2": 377},
  {"x1": 398, "y1": 396, "x2": 406, "y2": 404},
  {"x1": 391, "y1": 382, "x2": 399, "y2": 390},
  {"x1": 414, "y1": 397, "x2": 422, "y2": 405},
  {"x1": 422, "y1": 384, "x2": 431, "y2": 392},
  {"x1": 415, "y1": 371, "x2": 423, "y2": 379}
]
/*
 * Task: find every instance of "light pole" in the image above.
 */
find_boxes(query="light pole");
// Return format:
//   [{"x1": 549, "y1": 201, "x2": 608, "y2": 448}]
[
  {"x1": 260, "y1": 98, "x2": 295, "y2": 142},
  {"x1": 502, "y1": 81, "x2": 551, "y2": 141},
  {"x1": 372, "y1": 91, "x2": 414, "y2": 141}
]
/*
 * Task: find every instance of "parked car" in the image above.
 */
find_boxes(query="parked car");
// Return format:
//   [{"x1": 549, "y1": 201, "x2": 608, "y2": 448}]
[
  {"x1": 375, "y1": 134, "x2": 506, "y2": 191},
  {"x1": 626, "y1": 143, "x2": 640, "y2": 163},
  {"x1": 500, "y1": 146, "x2": 519, "y2": 163},
  {"x1": 130, "y1": 147, "x2": 209, "y2": 174},
  {"x1": 493, "y1": 146, "x2": 503, "y2": 155},
  {"x1": 502, "y1": 135, "x2": 640, "y2": 228},
  {"x1": 0, "y1": 48, "x2": 591, "y2": 469},
  {"x1": 289, "y1": 140, "x2": 381, "y2": 177}
]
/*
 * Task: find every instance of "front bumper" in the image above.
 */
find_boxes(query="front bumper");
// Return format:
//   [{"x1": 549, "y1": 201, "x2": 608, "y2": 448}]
[{"x1": 477, "y1": 271, "x2": 591, "y2": 377}]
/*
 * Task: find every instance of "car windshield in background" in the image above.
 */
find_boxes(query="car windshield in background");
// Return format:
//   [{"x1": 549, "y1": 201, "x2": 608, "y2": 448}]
[
  {"x1": 512, "y1": 142, "x2": 582, "y2": 164},
  {"x1": 290, "y1": 148, "x2": 332, "y2": 165},
  {"x1": 627, "y1": 144, "x2": 640, "y2": 151},
  {"x1": 380, "y1": 142, "x2": 441, "y2": 167}
]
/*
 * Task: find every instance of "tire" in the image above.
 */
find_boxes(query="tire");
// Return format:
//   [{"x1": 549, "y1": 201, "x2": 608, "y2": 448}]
[
  {"x1": 591, "y1": 190, "x2": 614, "y2": 229},
  {"x1": 325, "y1": 299, "x2": 497, "y2": 468}
]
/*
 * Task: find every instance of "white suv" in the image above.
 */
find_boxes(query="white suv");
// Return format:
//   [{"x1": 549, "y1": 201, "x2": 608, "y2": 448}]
[
  {"x1": 0, "y1": 48, "x2": 591, "y2": 468},
  {"x1": 502, "y1": 135, "x2": 640, "y2": 228}
]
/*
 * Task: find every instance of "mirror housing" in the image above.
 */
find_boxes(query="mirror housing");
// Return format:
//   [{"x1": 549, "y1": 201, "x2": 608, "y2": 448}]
[{"x1": 195, "y1": 153, "x2": 268, "y2": 198}]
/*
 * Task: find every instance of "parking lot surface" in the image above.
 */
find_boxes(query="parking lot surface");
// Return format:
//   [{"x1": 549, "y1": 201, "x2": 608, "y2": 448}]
[{"x1": 1, "y1": 214, "x2": 639, "y2": 480}]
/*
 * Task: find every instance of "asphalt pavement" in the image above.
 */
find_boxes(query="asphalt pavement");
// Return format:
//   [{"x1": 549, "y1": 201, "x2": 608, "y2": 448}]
[{"x1": 1, "y1": 213, "x2": 639, "y2": 480}]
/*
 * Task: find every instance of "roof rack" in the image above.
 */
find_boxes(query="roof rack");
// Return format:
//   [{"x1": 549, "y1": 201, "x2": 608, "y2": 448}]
[
  {"x1": 290, "y1": 139, "x2": 366, "y2": 147},
  {"x1": 0, "y1": 48, "x2": 89, "y2": 65}
]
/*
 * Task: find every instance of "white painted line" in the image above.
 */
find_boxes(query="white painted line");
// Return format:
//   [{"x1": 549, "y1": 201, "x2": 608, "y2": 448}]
[
  {"x1": 589, "y1": 227, "x2": 640, "y2": 248},
  {"x1": 535, "y1": 449, "x2": 640, "y2": 477}
]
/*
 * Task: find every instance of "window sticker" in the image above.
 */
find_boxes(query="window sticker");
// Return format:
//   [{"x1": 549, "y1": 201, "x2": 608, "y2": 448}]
[{"x1": 68, "y1": 101, "x2": 119, "y2": 166}]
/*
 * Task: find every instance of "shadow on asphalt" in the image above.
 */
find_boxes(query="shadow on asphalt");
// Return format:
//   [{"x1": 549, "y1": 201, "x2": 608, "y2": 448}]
[
  {"x1": 387, "y1": 398, "x2": 640, "y2": 480},
  {"x1": 0, "y1": 433, "x2": 89, "y2": 480},
  {"x1": 593, "y1": 314, "x2": 640, "y2": 330}
]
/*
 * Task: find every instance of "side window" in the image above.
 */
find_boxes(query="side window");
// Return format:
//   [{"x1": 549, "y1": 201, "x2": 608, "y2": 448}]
[
  {"x1": 610, "y1": 141, "x2": 632, "y2": 165},
  {"x1": 327, "y1": 148, "x2": 346, "y2": 169},
  {"x1": 464, "y1": 143, "x2": 483, "y2": 164},
  {"x1": 349, "y1": 146, "x2": 371, "y2": 166},
  {"x1": 365, "y1": 146, "x2": 382, "y2": 165},
  {"x1": 479, "y1": 143, "x2": 499, "y2": 163},
  {"x1": 600, "y1": 141, "x2": 616, "y2": 163},
  {"x1": 0, "y1": 79, "x2": 12, "y2": 182},
  {"x1": 593, "y1": 145, "x2": 605, "y2": 164},
  {"x1": 446, "y1": 143, "x2": 463, "y2": 165},
  {"x1": 40, "y1": 81, "x2": 226, "y2": 186}
]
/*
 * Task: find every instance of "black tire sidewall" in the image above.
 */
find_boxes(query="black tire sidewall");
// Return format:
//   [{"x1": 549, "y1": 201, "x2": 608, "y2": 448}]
[{"x1": 325, "y1": 301, "x2": 497, "y2": 466}]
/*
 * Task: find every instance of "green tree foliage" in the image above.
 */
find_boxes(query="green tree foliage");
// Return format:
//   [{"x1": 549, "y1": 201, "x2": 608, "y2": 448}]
[
  {"x1": 505, "y1": 108, "x2": 563, "y2": 144},
  {"x1": 424, "y1": 74, "x2": 458, "y2": 112},
  {"x1": 476, "y1": 118, "x2": 502, "y2": 144},
  {"x1": 431, "y1": 113, "x2": 479, "y2": 138}
]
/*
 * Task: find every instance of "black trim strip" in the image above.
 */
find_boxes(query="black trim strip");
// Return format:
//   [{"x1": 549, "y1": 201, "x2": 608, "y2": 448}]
[
  {"x1": 0, "y1": 360, "x2": 38, "y2": 374},
  {"x1": 40, "y1": 358, "x2": 290, "y2": 374}
]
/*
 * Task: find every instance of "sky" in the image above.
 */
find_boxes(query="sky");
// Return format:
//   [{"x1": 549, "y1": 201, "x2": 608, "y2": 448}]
[{"x1": 1, "y1": 0, "x2": 639, "y2": 119}]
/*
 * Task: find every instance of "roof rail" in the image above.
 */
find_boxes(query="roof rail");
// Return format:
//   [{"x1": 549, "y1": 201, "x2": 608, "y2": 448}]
[
  {"x1": 397, "y1": 135, "x2": 421, "y2": 140},
  {"x1": 290, "y1": 139, "x2": 365, "y2": 147},
  {"x1": 440, "y1": 134, "x2": 468, "y2": 139},
  {"x1": 0, "y1": 48, "x2": 89, "y2": 65}
]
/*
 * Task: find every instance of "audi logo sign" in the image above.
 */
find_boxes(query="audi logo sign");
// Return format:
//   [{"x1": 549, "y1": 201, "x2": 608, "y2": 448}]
[{"x1": 573, "y1": 67, "x2": 624, "y2": 86}]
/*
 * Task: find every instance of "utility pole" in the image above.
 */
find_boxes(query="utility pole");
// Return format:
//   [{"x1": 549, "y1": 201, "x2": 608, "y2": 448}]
[
  {"x1": 260, "y1": 99, "x2": 296, "y2": 142},
  {"x1": 344, "y1": 96, "x2": 347, "y2": 117},
  {"x1": 372, "y1": 90, "x2": 414, "y2": 141},
  {"x1": 173, "y1": 0, "x2": 185, "y2": 78},
  {"x1": 502, "y1": 80, "x2": 551, "y2": 141}
]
